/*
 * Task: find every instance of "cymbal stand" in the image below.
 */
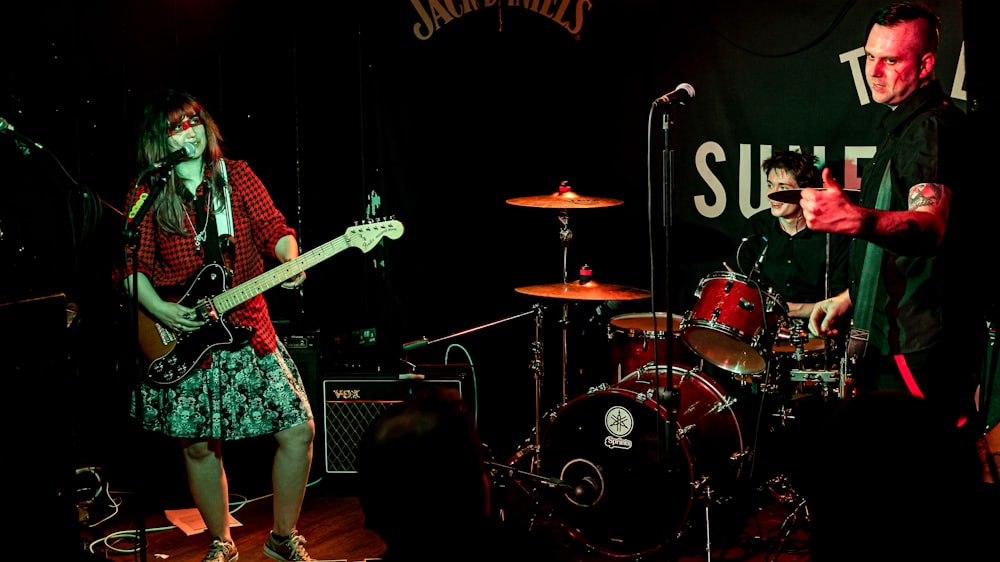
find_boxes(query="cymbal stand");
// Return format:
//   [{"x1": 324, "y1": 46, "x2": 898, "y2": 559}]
[
  {"x1": 557, "y1": 208, "x2": 572, "y2": 405},
  {"x1": 692, "y1": 478, "x2": 714, "y2": 559},
  {"x1": 499, "y1": 304, "x2": 547, "y2": 475},
  {"x1": 530, "y1": 303, "x2": 545, "y2": 466},
  {"x1": 558, "y1": 209, "x2": 571, "y2": 282}
]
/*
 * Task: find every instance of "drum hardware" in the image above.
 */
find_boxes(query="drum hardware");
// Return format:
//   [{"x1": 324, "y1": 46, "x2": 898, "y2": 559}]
[
  {"x1": 773, "y1": 320, "x2": 810, "y2": 360},
  {"x1": 509, "y1": 181, "x2": 643, "y2": 407},
  {"x1": 399, "y1": 305, "x2": 547, "y2": 470},
  {"x1": 485, "y1": 455, "x2": 563, "y2": 538},
  {"x1": 730, "y1": 447, "x2": 752, "y2": 465},
  {"x1": 526, "y1": 305, "x2": 547, "y2": 467},
  {"x1": 400, "y1": 306, "x2": 540, "y2": 353},
  {"x1": 761, "y1": 474, "x2": 810, "y2": 562},
  {"x1": 789, "y1": 364, "x2": 853, "y2": 401},
  {"x1": 769, "y1": 403, "x2": 798, "y2": 428},
  {"x1": 515, "y1": 279, "x2": 651, "y2": 408},
  {"x1": 485, "y1": 459, "x2": 573, "y2": 494},
  {"x1": 789, "y1": 369, "x2": 838, "y2": 384}
]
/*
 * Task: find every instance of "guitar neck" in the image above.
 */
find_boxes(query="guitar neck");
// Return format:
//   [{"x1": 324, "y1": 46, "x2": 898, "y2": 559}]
[{"x1": 213, "y1": 235, "x2": 349, "y2": 315}]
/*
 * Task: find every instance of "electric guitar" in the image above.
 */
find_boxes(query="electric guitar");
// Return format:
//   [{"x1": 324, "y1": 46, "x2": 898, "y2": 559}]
[{"x1": 137, "y1": 218, "x2": 404, "y2": 387}]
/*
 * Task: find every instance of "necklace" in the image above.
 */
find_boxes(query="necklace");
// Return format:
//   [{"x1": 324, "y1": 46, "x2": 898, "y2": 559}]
[
  {"x1": 185, "y1": 209, "x2": 208, "y2": 251},
  {"x1": 781, "y1": 215, "x2": 804, "y2": 236}
]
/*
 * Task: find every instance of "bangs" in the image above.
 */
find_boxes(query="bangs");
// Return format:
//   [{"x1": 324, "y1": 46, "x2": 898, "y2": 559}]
[{"x1": 167, "y1": 102, "x2": 203, "y2": 128}]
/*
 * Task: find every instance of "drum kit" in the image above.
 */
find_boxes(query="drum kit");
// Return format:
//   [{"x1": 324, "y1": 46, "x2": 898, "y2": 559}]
[{"x1": 485, "y1": 182, "x2": 850, "y2": 559}]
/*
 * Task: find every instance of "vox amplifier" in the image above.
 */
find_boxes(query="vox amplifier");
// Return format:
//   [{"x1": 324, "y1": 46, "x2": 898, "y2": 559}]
[{"x1": 322, "y1": 374, "x2": 464, "y2": 474}]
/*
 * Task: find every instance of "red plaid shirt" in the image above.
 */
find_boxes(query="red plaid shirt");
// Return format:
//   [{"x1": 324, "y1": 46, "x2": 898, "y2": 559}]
[{"x1": 115, "y1": 159, "x2": 295, "y2": 358}]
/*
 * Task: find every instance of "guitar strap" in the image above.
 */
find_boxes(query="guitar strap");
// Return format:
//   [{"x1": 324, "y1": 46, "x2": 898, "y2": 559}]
[
  {"x1": 846, "y1": 161, "x2": 894, "y2": 368},
  {"x1": 215, "y1": 159, "x2": 235, "y2": 237},
  {"x1": 202, "y1": 197, "x2": 223, "y2": 265},
  {"x1": 203, "y1": 159, "x2": 235, "y2": 271}
]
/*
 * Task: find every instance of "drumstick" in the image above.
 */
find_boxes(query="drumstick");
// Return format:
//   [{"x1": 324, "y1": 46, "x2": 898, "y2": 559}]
[{"x1": 722, "y1": 261, "x2": 734, "y2": 272}]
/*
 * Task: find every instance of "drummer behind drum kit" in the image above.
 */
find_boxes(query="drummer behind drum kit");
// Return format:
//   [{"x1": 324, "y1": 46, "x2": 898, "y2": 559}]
[{"x1": 487, "y1": 182, "x2": 850, "y2": 559}]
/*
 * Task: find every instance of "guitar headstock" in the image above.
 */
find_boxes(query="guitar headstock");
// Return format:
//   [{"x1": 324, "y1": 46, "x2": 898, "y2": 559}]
[{"x1": 346, "y1": 218, "x2": 405, "y2": 253}]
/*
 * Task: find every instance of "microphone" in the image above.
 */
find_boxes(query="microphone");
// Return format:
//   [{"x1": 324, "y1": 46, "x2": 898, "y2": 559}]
[
  {"x1": 749, "y1": 241, "x2": 768, "y2": 281},
  {"x1": 152, "y1": 142, "x2": 197, "y2": 169},
  {"x1": 654, "y1": 83, "x2": 695, "y2": 105},
  {"x1": 0, "y1": 116, "x2": 45, "y2": 150}
]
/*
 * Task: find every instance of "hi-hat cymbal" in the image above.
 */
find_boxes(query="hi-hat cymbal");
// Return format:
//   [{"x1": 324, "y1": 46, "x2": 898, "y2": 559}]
[
  {"x1": 515, "y1": 281, "x2": 651, "y2": 301},
  {"x1": 507, "y1": 192, "x2": 624, "y2": 209},
  {"x1": 768, "y1": 188, "x2": 861, "y2": 204}
]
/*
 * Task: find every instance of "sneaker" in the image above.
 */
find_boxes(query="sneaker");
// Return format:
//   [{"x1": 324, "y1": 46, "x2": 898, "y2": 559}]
[
  {"x1": 203, "y1": 537, "x2": 239, "y2": 562},
  {"x1": 263, "y1": 530, "x2": 314, "y2": 561}
]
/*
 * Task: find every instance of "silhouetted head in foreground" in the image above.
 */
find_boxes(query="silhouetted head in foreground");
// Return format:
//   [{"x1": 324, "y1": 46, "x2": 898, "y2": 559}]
[{"x1": 358, "y1": 386, "x2": 492, "y2": 561}]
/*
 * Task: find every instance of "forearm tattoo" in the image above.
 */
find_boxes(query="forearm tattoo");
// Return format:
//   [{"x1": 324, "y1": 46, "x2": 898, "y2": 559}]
[{"x1": 908, "y1": 182, "x2": 943, "y2": 210}]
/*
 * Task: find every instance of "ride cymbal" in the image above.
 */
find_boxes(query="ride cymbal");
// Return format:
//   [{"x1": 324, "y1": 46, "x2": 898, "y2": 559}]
[
  {"x1": 515, "y1": 281, "x2": 651, "y2": 301},
  {"x1": 507, "y1": 179, "x2": 623, "y2": 209},
  {"x1": 506, "y1": 192, "x2": 623, "y2": 209},
  {"x1": 768, "y1": 188, "x2": 861, "y2": 204}
]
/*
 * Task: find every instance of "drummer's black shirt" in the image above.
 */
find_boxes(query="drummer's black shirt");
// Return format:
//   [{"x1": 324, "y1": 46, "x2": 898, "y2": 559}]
[{"x1": 737, "y1": 211, "x2": 849, "y2": 306}]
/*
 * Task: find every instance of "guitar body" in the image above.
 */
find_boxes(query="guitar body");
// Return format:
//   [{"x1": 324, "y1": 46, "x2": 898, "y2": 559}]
[{"x1": 138, "y1": 263, "x2": 252, "y2": 387}]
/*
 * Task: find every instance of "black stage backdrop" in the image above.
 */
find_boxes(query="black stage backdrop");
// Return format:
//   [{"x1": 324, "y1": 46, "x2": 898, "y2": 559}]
[{"x1": 1, "y1": 1, "x2": 990, "y2": 471}]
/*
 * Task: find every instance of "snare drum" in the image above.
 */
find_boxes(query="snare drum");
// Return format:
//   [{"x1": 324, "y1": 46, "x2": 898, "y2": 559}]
[
  {"x1": 773, "y1": 333, "x2": 829, "y2": 370},
  {"x1": 607, "y1": 312, "x2": 697, "y2": 383},
  {"x1": 681, "y1": 272, "x2": 787, "y2": 376}
]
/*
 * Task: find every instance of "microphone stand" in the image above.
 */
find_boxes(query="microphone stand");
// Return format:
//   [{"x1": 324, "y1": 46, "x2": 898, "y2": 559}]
[
  {"x1": 655, "y1": 98, "x2": 684, "y2": 562},
  {"x1": 658, "y1": 104, "x2": 679, "y2": 465},
  {"x1": 121, "y1": 166, "x2": 167, "y2": 562}
]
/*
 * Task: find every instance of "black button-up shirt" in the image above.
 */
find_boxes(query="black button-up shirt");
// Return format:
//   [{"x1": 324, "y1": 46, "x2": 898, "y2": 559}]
[{"x1": 851, "y1": 80, "x2": 975, "y2": 355}]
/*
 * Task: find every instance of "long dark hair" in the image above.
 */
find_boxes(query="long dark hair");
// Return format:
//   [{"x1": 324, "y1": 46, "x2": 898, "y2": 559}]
[{"x1": 137, "y1": 89, "x2": 228, "y2": 234}]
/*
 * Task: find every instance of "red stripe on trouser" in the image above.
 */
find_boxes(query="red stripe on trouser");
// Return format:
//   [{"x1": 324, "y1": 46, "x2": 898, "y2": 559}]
[
  {"x1": 893, "y1": 354, "x2": 925, "y2": 399},
  {"x1": 895, "y1": 353, "x2": 969, "y2": 428}
]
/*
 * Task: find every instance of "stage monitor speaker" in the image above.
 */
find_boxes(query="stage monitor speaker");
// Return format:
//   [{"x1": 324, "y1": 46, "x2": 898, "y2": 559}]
[{"x1": 322, "y1": 373, "x2": 465, "y2": 474}]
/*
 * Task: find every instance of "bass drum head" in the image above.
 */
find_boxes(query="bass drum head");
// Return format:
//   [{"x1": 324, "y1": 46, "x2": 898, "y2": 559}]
[{"x1": 538, "y1": 365, "x2": 745, "y2": 558}]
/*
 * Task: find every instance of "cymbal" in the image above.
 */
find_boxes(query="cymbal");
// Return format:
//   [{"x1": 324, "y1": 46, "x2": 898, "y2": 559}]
[
  {"x1": 768, "y1": 188, "x2": 861, "y2": 204},
  {"x1": 515, "y1": 281, "x2": 651, "y2": 301},
  {"x1": 506, "y1": 192, "x2": 624, "y2": 209}
]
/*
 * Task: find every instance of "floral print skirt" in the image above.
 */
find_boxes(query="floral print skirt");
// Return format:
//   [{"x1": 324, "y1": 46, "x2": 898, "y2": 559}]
[{"x1": 132, "y1": 341, "x2": 313, "y2": 440}]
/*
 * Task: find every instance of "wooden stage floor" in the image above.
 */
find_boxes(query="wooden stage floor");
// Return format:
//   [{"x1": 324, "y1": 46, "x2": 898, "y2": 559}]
[{"x1": 81, "y1": 473, "x2": 815, "y2": 562}]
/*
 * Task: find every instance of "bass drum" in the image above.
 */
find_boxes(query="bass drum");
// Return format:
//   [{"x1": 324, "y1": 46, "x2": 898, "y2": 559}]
[{"x1": 538, "y1": 365, "x2": 746, "y2": 558}]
